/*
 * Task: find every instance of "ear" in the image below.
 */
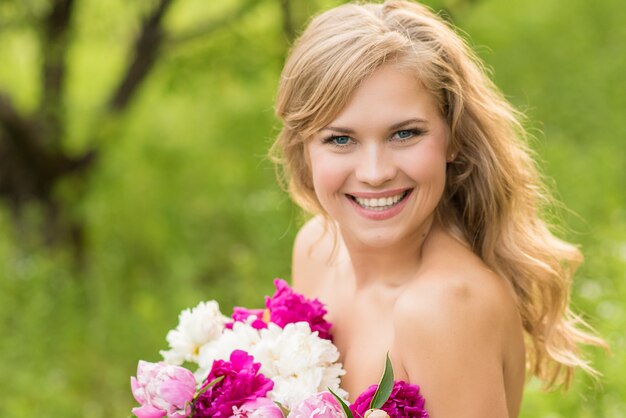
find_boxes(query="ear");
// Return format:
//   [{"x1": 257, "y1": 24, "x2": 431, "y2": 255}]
[
  {"x1": 445, "y1": 128, "x2": 458, "y2": 162},
  {"x1": 447, "y1": 149, "x2": 458, "y2": 162}
]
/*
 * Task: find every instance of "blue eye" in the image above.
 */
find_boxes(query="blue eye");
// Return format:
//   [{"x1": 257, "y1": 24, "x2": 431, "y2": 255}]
[
  {"x1": 395, "y1": 130, "x2": 415, "y2": 140},
  {"x1": 392, "y1": 129, "x2": 426, "y2": 141},
  {"x1": 324, "y1": 135, "x2": 353, "y2": 147}
]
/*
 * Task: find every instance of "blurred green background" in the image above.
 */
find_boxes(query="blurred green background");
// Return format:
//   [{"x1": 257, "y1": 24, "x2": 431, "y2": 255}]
[{"x1": 0, "y1": 0, "x2": 623, "y2": 416}]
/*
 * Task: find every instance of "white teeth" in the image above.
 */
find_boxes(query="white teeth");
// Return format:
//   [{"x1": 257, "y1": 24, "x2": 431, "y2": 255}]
[{"x1": 354, "y1": 192, "x2": 407, "y2": 210}]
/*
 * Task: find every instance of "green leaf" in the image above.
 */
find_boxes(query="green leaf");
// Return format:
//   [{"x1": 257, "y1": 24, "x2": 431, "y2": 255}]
[
  {"x1": 194, "y1": 375, "x2": 224, "y2": 400},
  {"x1": 274, "y1": 400, "x2": 289, "y2": 416},
  {"x1": 328, "y1": 387, "x2": 354, "y2": 418},
  {"x1": 369, "y1": 353, "x2": 394, "y2": 410}
]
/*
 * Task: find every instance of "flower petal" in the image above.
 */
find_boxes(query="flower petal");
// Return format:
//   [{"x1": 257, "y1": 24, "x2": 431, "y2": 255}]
[
  {"x1": 131, "y1": 377, "x2": 146, "y2": 404},
  {"x1": 159, "y1": 379, "x2": 195, "y2": 408},
  {"x1": 132, "y1": 404, "x2": 167, "y2": 418}
]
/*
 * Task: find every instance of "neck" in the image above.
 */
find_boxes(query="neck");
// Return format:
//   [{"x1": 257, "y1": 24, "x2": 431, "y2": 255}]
[{"x1": 338, "y1": 216, "x2": 437, "y2": 289}]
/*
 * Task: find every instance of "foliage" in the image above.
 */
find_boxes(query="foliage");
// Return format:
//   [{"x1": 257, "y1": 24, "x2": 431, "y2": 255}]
[{"x1": 0, "y1": 0, "x2": 624, "y2": 416}]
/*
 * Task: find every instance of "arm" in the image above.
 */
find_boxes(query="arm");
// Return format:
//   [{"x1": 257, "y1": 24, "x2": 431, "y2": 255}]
[{"x1": 393, "y1": 274, "x2": 519, "y2": 418}]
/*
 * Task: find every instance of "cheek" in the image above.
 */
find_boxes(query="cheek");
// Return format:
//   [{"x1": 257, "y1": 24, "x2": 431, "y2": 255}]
[
  {"x1": 311, "y1": 161, "x2": 347, "y2": 197},
  {"x1": 398, "y1": 146, "x2": 447, "y2": 186},
  {"x1": 308, "y1": 148, "x2": 349, "y2": 203}
]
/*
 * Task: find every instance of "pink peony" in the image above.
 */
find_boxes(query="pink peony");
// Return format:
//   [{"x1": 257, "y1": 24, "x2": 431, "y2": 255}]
[
  {"x1": 287, "y1": 391, "x2": 344, "y2": 418},
  {"x1": 130, "y1": 361, "x2": 196, "y2": 418},
  {"x1": 227, "y1": 279, "x2": 333, "y2": 340},
  {"x1": 232, "y1": 397, "x2": 285, "y2": 417},
  {"x1": 194, "y1": 350, "x2": 274, "y2": 418},
  {"x1": 349, "y1": 381, "x2": 429, "y2": 418}
]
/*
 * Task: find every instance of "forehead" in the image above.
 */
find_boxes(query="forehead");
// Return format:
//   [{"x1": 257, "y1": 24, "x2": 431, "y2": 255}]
[{"x1": 326, "y1": 65, "x2": 441, "y2": 130}]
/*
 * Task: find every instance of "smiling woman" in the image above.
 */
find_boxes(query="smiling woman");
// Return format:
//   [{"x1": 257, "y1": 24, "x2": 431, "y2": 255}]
[
  {"x1": 306, "y1": 66, "x2": 448, "y2": 247},
  {"x1": 270, "y1": 1, "x2": 606, "y2": 417}
]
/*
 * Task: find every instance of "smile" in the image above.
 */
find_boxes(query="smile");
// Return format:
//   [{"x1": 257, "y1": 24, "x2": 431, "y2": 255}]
[{"x1": 348, "y1": 190, "x2": 410, "y2": 211}]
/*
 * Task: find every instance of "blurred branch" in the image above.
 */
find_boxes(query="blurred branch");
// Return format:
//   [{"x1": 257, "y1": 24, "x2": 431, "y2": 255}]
[
  {"x1": 0, "y1": 93, "x2": 54, "y2": 180},
  {"x1": 39, "y1": 0, "x2": 75, "y2": 144},
  {"x1": 0, "y1": 93, "x2": 96, "y2": 187},
  {"x1": 108, "y1": 0, "x2": 175, "y2": 112},
  {"x1": 0, "y1": 90, "x2": 95, "y2": 255},
  {"x1": 108, "y1": 0, "x2": 263, "y2": 111},
  {"x1": 1, "y1": 0, "x2": 265, "y2": 257},
  {"x1": 167, "y1": 0, "x2": 262, "y2": 46}
]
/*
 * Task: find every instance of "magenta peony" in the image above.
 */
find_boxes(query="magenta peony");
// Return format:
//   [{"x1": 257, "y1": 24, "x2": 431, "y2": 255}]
[
  {"x1": 350, "y1": 381, "x2": 429, "y2": 418},
  {"x1": 266, "y1": 278, "x2": 333, "y2": 340},
  {"x1": 226, "y1": 307, "x2": 268, "y2": 330},
  {"x1": 287, "y1": 391, "x2": 345, "y2": 418},
  {"x1": 194, "y1": 350, "x2": 274, "y2": 418},
  {"x1": 232, "y1": 397, "x2": 285, "y2": 417},
  {"x1": 130, "y1": 361, "x2": 196, "y2": 418},
  {"x1": 227, "y1": 279, "x2": 332, "y2": 340}
]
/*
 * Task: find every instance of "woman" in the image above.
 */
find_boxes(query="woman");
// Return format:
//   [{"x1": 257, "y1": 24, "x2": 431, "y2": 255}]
[{"x1": 271, "y1": 1, "x2": 605, "y2": 417}]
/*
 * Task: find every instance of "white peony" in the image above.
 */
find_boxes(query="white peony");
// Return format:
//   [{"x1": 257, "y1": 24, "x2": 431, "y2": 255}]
[
  {"x1": 254, "y1": 322, "x2": 347, "y2": 409},
  {"x1": 195, "y1": 319, "x2": 262, "y2": 383},
  {"x1": 160, "y1": 300, "x2": 229, "y2": 366},
  {"x1": 197, "y1": 320, "x2": 347, "y2": 410}
]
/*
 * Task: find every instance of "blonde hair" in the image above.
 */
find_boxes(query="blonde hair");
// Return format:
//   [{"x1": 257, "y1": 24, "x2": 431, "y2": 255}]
[{"x1": 271, "y1": 0, "x2": 606, "y2": 388}]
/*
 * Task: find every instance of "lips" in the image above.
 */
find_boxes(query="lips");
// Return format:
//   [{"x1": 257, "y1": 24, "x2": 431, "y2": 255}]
[
  {"x1": 349, "y1": 190, "x2": 410, "y2": 211},
  {"x1": 345, "y1": 189, "x2": 413, "y2": 220}
]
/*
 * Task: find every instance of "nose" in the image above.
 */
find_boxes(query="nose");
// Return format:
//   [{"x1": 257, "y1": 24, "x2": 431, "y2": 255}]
[{"x1": 355, "y1": 143, "x2": 397, "y2": 187}]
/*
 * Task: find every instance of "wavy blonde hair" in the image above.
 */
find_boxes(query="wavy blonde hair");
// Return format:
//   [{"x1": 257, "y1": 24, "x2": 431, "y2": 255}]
[{"x1": 271, "y1": 0, "x2": 606, "y2": 388}]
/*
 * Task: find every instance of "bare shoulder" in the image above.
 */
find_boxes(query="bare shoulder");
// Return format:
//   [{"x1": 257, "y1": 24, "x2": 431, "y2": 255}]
[
  {"x1": 392, "y1": 238, "x2": 524, "y2": 417},
  {"x1": 394, "y1": 230, "x2": 523, "y2": 349},
  {"x1": 394, "y1": 258, "x2": 520, "y2": 354},
  {"x1": 291, "y1": 215, "x2": 335, "y2": 296}
]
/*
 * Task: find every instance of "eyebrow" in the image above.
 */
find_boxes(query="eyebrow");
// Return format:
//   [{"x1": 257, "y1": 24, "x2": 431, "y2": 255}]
[{"x1": 322, "y1": 118, "x2": 428, "y2": 133}]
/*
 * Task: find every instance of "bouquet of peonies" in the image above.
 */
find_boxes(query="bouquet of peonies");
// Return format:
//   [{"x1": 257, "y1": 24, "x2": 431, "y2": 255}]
[{"x1": 130, "y1": 279, "x2": 429, "y2": 418}]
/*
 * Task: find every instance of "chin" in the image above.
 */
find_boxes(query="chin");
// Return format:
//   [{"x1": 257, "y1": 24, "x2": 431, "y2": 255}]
[{"x1": 343, "y1": 226, "x2": 411, "y2": 249}]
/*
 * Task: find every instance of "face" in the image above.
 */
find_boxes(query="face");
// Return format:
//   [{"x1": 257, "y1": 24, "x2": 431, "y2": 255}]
[{"x1": 306, "y1": 65, "x2": 450, "y2": 249}]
